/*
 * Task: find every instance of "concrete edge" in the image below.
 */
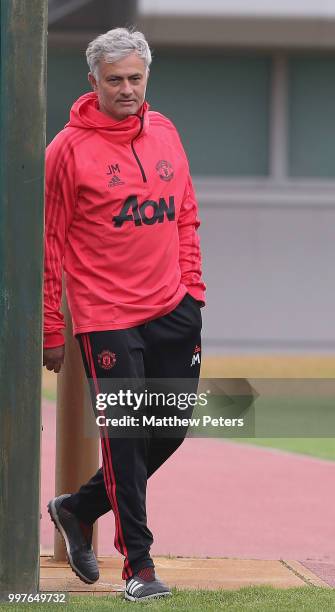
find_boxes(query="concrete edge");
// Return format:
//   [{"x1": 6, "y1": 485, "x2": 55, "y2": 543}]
[{"x1": 282, "y1": 560, "x2": 331, "y2": 588}]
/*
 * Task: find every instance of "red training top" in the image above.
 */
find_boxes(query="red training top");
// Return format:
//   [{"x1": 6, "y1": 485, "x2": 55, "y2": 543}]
[{"x1": 44, "y1": 92, "x2": 206, "y2": 348}]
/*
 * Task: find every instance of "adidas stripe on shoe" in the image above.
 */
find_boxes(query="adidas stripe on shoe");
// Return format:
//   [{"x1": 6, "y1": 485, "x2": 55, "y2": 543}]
[{"x1": 125, "y1": 574, "x2": 172, "y2": 602}]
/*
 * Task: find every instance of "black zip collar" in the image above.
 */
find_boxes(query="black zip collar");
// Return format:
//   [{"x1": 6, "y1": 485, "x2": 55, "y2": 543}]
[{"x1": 130, "y1": 114, "x2": 147, "y2": 183}]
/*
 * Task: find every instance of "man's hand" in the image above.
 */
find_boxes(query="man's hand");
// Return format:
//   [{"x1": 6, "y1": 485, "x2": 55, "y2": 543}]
[{"x1": 43, "y1": 345, "x2": 65, "y2": 373}]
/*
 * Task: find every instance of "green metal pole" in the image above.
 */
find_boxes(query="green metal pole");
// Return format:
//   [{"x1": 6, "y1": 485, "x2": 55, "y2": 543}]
[{"x1": 0, "y1": 0, "x2": 47, "y2": 598}]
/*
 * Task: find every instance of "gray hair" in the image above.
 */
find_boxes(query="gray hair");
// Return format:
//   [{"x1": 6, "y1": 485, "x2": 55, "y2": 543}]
[{"x1": 86, "y1": 27, "x2": 152, "y2": 78}]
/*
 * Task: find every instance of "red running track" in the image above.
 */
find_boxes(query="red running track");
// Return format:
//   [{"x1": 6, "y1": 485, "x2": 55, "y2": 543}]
[{"x1": 41, "y1": 400, "x2": 335, "y2": 584}]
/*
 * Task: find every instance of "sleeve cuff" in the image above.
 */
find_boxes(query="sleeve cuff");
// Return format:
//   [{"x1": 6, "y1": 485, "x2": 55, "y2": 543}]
[
  {"x1": 43, "y1": 331, "x2": 65, "y2": 349},
  {"x1": 185, "y1": 286, "x2": 206, "y2": 307}
]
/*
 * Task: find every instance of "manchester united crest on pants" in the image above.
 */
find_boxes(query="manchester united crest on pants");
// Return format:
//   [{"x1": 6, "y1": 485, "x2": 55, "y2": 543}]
[{"x1": 98, "y1": 349, "x2": 116, "y2": 370}]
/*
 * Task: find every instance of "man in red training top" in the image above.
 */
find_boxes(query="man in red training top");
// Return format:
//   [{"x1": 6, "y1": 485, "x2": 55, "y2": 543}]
[{"x1": 43, "y1": 27, "x2": 205, "y2": 602}]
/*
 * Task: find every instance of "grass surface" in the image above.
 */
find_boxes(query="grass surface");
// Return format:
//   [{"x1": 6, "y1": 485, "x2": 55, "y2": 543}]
[
  {"x1": 234, "y1": 438, "x2": 335, "y2": 461},
  {"x1": 2, "y1": 588, "x2": 335, "y2": 611}
]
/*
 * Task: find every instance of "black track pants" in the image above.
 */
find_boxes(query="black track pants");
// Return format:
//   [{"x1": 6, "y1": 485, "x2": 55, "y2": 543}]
[{"x1": 69, "y1": 293, "x2": 202, "y2": 579}]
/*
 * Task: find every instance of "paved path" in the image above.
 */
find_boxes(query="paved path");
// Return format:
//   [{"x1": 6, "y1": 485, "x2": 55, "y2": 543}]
[
  {"x1": 40, "y1": 556, "x2": 329, "y2": 593},
  {"x1": 41, "y1": 400, "x2": 335, "y2": 586}
]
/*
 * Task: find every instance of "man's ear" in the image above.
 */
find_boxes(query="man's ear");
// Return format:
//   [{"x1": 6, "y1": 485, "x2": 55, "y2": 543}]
[{"x1": 88, "y1": 72, "x2": 97, "y2": 91}]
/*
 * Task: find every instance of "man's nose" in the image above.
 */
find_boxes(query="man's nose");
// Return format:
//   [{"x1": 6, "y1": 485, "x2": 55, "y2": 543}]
[{"x1": 120, "y1": 80, "x2": 133, "y2": 96}]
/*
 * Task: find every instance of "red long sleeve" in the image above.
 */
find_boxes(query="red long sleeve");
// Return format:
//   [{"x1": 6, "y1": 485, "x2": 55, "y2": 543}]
[
  {"x1": 178, "y1": 175, "x2": 206, "y2": 304},
  {"x1": 43, "y1": 134, "x2": 76, "y2": 348}
]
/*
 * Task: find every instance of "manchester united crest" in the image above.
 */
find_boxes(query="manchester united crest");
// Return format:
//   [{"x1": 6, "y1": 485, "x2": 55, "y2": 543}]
[
  {"x1": 98, "y1": 350, "x2": 116, "y2": 370},
  {"x1": 156, "y1": 160, "x2": 174, "y2": 182}
]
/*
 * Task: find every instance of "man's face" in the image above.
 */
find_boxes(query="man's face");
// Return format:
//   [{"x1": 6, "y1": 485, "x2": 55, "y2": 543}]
[{"x1": 88, "y1": 53, "x2": 149, "y2": 121}]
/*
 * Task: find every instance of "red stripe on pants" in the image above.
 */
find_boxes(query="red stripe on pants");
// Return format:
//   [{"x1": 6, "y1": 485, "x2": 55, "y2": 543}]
[{"x1": 82, "y1": 333, "x2": 132, "y2": 579}]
